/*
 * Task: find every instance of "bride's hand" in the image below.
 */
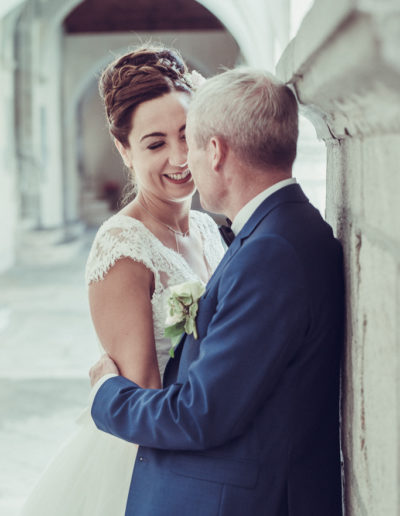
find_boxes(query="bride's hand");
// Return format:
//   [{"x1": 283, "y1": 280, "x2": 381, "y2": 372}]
[{"x1": 89, "y1": 353, "x2": 120, "y2": 386}]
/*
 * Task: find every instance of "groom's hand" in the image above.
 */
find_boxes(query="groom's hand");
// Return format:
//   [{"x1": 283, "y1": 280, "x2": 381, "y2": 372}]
[{"x1": 89, "y1": 354, "x2": 120, "y2": 386}]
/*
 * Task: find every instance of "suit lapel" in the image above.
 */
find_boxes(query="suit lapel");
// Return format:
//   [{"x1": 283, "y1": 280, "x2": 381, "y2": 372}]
[
  {"x1": 204, "y1": 184, "x2": 309, "y2": 297},
  {"x1": 163, "y1": 184, "x2": 309, "y2": 387},
  {"x1": 236, "y1": 183, "x2": 309, "y2": 241}
]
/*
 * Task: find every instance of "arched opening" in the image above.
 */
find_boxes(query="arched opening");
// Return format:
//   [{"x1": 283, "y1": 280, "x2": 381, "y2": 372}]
[{"x1": 61, "y1": 0, "x2": 240, "y2": 227}]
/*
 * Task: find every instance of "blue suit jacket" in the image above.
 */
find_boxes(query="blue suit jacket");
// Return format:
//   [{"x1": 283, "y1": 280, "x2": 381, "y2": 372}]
[{"x1": 92, "y1": 184, "x2": 344, "y2": 516}]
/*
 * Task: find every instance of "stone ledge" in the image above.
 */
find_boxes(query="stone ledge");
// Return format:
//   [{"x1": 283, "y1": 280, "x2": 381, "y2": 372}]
[{"x1": 276, "y1": 0, "x2": 400, "y2": 139}]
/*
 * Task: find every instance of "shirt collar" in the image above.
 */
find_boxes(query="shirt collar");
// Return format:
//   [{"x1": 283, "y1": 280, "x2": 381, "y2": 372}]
[{"x1": 231, "y1": 178, "x2": 297, "y2": 236}]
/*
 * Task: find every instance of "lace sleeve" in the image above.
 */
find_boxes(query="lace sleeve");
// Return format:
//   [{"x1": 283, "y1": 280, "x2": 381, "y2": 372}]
[{"x1": 85, "y1": 216, "x2": 160, "y2": 288}]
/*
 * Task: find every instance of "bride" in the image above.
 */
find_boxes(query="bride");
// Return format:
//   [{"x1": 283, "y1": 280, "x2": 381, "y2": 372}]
[{"x1": 20, "y1": 45, "x2": 225, "y2": 515}]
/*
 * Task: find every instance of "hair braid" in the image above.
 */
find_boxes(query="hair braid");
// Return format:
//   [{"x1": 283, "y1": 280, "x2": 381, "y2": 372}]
[{"x1": 99, "y1": 45, "x2": 192, "y2": 147}]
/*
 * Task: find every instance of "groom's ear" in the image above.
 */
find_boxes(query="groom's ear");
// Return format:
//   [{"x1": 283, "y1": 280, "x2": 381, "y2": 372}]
[{"x1": 209, "y1": 136, "x2": 228, "y2": 173}]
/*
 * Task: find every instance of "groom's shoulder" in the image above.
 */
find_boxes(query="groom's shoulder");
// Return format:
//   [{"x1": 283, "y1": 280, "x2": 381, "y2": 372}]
[{"x1": 230, "y1": 233, "x2": 301, "y2": 275}]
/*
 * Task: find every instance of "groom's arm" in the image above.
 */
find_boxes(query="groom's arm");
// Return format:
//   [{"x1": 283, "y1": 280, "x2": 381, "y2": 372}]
[{"x1": 92, "y1": 235, "x2": 309, "y2": 450}]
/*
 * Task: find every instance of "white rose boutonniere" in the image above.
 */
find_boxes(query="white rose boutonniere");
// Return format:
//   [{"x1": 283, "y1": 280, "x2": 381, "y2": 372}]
[{"x1": 164, "y1": 281, "x2": 205, "y2": 358}]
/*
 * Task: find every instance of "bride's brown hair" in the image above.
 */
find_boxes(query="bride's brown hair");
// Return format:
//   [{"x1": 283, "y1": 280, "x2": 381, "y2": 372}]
[{"x1": 99, "y1": 45, "x2": 193, "y2": 148}]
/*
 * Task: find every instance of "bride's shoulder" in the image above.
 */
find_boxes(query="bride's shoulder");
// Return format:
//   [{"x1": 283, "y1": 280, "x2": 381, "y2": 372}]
[
  {"x1": 93, "y1": 213, "x2": 143, "y2": 238},
  {"x1": 85, "y1": 213, "x2": 155, "y2": 285}
]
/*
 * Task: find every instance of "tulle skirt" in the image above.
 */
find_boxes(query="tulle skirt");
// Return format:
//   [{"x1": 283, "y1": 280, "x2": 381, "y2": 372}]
[{"x1": 20, "y1": 409, "x2": 137, "y2": 515}]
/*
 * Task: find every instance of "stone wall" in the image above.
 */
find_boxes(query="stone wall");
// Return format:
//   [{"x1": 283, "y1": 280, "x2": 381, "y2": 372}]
[{"x1": 277, "y1": 1, "x2": 400, "y2": 514}]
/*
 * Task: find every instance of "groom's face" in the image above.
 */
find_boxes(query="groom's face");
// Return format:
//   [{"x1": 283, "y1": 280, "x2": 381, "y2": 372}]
[{"x1": 186, "y1": 120, "x2": 218, "y2": 212}]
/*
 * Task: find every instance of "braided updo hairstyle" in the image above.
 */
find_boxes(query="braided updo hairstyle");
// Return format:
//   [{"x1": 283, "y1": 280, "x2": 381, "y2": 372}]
[{"x1": 99, "y1": 45, "x2": 193, "y2": 148}]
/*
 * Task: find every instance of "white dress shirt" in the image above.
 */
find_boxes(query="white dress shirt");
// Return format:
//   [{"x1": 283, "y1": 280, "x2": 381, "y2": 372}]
[{"x1": 231, "y1": 178, "x2": 297, "y2": 236}]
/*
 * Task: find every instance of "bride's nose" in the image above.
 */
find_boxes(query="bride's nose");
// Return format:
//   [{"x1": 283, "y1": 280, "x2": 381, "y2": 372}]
[{"x1": 169, "y1": 142, "x2": 188, "y2": 168}]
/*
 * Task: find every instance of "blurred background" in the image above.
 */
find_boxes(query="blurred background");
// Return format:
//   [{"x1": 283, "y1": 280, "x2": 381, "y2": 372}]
[{"x1": 0, "y1": 0, "x2": 322, "y2": 513}]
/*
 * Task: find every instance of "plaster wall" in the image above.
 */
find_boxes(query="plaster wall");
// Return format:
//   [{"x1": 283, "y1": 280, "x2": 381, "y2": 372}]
[{"x1": 277, "y1": 1, "x2": 400, "y2": 513}]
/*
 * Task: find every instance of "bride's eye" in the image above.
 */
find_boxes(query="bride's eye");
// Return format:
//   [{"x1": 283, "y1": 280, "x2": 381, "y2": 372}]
[{"x1": 148, "y1": 141, "x2": 164, "y2": 150}]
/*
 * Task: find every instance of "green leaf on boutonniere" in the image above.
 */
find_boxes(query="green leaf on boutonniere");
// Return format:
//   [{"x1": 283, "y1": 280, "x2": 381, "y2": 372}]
[
  {"x1": 164, "y1": 321, "x2": 185, "y2": 338},
  {"x1": 184, "y1": 317, "x2": 195, "y2": 335},
  {"x1": 189, "y1": 303, "x2": 198, "y2": 318},
  {"x1": 168, "y1": 333, "x2": 185, "y2": 358},
  {"x1": 164, "y1": 322, "x2": 185, "y2": 358}
]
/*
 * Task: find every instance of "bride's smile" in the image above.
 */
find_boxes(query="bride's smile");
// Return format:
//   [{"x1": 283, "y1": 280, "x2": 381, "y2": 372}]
[{"x1": 115, "y1": 90, "x2": 196, "y2": 203}]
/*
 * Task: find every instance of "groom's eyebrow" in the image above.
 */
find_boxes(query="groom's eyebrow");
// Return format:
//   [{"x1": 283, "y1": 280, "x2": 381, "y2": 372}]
[{"x1": 140, "y1": 125, "x2": 186, "y2": 142}]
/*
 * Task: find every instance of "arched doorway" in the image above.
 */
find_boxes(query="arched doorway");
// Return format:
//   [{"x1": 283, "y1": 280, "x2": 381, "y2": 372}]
[{"x1": 61, "y1": 0, "x2": 240, "y2": 227}]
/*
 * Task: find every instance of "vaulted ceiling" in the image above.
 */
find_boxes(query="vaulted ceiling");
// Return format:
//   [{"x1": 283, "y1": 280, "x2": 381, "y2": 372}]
[{"x1": 64, "y1": 0, "x2": 224, "y2": 33}]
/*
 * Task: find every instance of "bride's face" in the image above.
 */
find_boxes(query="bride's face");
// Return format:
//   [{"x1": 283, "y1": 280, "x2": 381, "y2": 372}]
[{"x1": 116, "y1": 91, "x2": 195, "y2": 203}]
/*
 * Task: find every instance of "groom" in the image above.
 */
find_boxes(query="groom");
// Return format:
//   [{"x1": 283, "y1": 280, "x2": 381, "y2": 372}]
[{"x1": 90, "y1": 69, "x2": 344, "y2": 516}]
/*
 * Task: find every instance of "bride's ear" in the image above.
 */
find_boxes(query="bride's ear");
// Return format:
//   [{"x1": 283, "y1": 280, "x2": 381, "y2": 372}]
[
  {"x1": 114, "y1": 138, "x2": 131, "y2": 168},
  {"x1": 209, "y1": 136, "x2": 228, "y2": 173}
]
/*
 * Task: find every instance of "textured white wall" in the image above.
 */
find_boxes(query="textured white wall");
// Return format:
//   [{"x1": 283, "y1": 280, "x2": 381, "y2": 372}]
[
  {"x1": 277, "y1": 0, "x2": 400, "y2": 514},
  {"x1": 327, "y1": 135, "x2": 400, "y2": 515}
]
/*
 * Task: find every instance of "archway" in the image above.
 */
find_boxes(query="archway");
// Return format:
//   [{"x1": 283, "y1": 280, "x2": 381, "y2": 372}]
[{"x1": 61, "y1": 0, "x2": 241, "y2": 227}]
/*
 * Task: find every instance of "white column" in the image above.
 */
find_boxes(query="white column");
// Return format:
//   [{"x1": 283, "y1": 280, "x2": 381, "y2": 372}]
[
  {"x1": 277, "y1": 1, "x2": 400, "y2": 514},
  {"x1": 36, "y1": 22, "x2": 64, "y2": 228},
  {"x1": 0, "y1": 9, "x2": 21, "y2": 271},
  {"x1": 197, "y1": 0, "x2": 276, "y2": 68}
]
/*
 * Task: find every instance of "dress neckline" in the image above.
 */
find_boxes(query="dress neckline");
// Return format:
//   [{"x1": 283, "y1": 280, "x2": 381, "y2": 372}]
[{"x1": 112, "y1": 212, "x2": 210, "y2": 284}]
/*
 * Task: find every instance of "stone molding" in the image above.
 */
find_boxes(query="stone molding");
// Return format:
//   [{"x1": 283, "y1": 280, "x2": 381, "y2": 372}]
[{"x1": 276, "y1": 0, "x2": 400, "y2": 140}]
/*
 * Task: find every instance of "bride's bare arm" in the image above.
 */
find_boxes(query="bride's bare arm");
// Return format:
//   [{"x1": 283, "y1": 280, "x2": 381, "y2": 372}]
[{"x1": 88, "y1": 257, "x2": 161, "y2": 389}]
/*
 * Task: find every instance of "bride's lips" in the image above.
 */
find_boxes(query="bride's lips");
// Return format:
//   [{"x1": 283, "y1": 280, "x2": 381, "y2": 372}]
[{"x1": 164, "y1": 170, "x2": 192, "y2": 185}]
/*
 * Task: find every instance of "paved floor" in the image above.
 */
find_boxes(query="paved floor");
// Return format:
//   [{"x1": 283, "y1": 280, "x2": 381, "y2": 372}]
[{"x1": 0, "y1": 230, "x2": 101, "y2": 515}]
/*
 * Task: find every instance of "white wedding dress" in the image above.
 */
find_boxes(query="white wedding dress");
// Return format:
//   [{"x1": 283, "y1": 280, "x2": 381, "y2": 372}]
[{"x1": 20, "y1": 210, "x2": 224, "y2": 516}]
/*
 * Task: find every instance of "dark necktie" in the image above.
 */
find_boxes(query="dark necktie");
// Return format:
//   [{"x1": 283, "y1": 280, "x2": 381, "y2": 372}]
[{"x1": 218, "y1": 218, "x2": 235, "y2": 247}]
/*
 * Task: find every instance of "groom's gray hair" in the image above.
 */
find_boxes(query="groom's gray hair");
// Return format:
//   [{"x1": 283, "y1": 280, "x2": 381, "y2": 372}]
[{"x1": 187, "y1": 68, "x2": 298, "y2": 171}]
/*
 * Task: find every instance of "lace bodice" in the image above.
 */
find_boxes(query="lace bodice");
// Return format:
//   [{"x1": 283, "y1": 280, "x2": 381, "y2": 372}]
[{"x1": 85, "y1": 210, "x2": 225, "y2": 375}]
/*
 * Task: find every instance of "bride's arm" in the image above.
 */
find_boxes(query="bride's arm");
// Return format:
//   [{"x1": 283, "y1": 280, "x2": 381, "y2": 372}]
[{"x1": 88, "y1": 257, "x2": 161, "y2": 389}]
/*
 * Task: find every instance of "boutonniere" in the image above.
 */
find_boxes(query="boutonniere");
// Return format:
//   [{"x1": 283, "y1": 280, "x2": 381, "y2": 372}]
[{"x1": 164, "y1": 281, "x2": 205, "y2": 358}]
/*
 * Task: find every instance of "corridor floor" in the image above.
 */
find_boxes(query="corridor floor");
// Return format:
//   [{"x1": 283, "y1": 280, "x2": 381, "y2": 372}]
[{"x1": 0, "y1": 230, "x2": 101, "y2": 515}]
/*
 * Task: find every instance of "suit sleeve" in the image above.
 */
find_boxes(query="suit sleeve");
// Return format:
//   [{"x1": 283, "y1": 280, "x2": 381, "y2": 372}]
[{"x1": 91, "y1": 235, "x2": 309, "y2": 450}]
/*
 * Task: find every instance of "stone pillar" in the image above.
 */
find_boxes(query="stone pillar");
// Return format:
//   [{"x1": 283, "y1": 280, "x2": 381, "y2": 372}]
[
  {"x1": 35, "y1": 22, "x2": 64, "y2": 228},
  {"x1": 197, "y1": 0, "x2": 276, "y2": 68},
  {"x1": 277, "y1": 1, "x2": 400, "y2": 514},
  {"x1": 14, "y1": 1, "x2": 40, "y2": 226},
  {"x1": 14, "y1": 0, "x2": 65, "y2": 232},
  {"x1": 0, "y1": 9, "x2": 20, "y2": 272}
]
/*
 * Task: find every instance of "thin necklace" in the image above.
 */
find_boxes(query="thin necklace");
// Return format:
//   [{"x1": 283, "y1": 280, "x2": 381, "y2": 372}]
[{"x1": 137, "y1": 199, "x2": 190, "y2": 254}]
